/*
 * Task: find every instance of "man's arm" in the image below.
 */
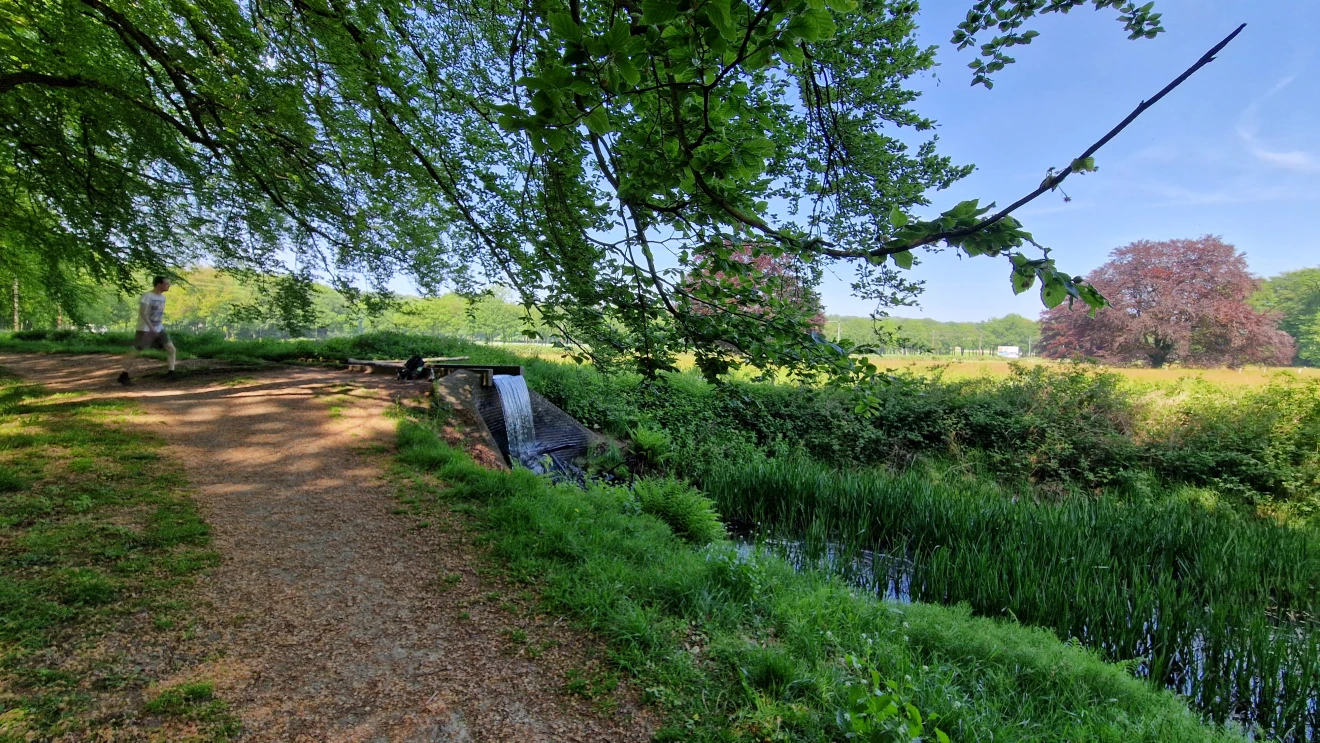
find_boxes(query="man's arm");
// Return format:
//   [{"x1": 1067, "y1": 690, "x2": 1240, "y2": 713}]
[{"x1": 137, "y1": 296, "x2": 151, "y2": 330}]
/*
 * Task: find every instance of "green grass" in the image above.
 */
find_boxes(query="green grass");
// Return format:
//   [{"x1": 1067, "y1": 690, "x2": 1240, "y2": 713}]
[
  {"x1": 0, "y1": 369, "x2": 235, "y2": 740},
  {"x1": 703, "y1": 454, "x2": 1320, "y2": 740},
  {"x1": 9, "y1": 328, "x2": 1318, "y2": 737},
  {"x1": 143, "y1": 680, "x2": 237, "y2": 731},
  {"x1": 394, "y1": 417, "x2": 1248, "y2": 743}
]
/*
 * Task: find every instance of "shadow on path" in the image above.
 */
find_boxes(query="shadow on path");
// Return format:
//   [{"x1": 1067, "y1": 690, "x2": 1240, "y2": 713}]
[{"x1": 0, "y1": 353, "x2": 652, "y2": 743}]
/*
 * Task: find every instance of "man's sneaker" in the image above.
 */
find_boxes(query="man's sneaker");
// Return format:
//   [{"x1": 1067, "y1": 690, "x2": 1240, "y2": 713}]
[
  {"x1": 117, "y1": 371, "x2": 132, "y2": 386},
  {"x1": 164, "y1": 370, "x2": 178, "y2": 379}
]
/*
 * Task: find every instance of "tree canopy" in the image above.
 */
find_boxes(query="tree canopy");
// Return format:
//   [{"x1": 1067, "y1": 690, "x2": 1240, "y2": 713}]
[
  {"x1": 4, "y1": 0, "x2": 1238, "y2": 380},
  {"x1": 1252, "y1": 267, "x2": 1320, "y2": 366},
  {"x1": 1039, "y1": 237, "x2": 1294, "y2": 368}
]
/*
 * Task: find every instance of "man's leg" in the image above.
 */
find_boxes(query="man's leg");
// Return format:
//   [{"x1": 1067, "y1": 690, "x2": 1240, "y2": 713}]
[
  {"x1": 165, "y1": 342, "x2": 176, "y2": 372},
  {"x1": 120, "y1": 334, "x2": 143, "y2": 384}
]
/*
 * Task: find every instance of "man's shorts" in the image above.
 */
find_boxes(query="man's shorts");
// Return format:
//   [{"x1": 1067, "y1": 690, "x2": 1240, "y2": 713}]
[{"x1": 132, "y1": 331, "x2": 172, "y2": 351}]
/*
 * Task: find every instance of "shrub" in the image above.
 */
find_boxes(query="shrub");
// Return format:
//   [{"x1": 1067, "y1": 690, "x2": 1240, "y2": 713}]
[
  {"x1": 632, "y1": 478, "x2": 725, "y2": 545},
  {"x1": 628, "y1": 424, "x2": 673, "y2": 471},
  {"x1": 1142, "y1": 376, "x2": 1320, "y2": 512}
]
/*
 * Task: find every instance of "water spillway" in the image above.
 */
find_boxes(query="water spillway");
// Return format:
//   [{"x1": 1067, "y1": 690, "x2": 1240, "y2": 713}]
[
  {"x1": 492, "y1": 374, "x2": 536, "y2": 462},
  {"x1": 474, "y1": 373, "x2": 595, "y2": 474}
]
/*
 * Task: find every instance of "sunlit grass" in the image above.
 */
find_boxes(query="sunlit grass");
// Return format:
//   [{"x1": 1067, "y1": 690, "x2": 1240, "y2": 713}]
[
  {"x1": 394, "y1": 417, "x2": 1247, "y2": 743},
  {"x1": 0, "y1": 370, "x2": 233, "y2": 739},
  {"x1": 703, "y1": 454, "x2": 1320, "y2": 740},
  {"x1": 860, "y1": 355, "x2": 1320, "y2": 385}
]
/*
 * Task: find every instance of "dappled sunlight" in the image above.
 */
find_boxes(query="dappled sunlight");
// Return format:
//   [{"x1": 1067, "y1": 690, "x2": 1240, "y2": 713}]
[{"x1": 0, "y1": 352, "x2": 413, "y2": 506}]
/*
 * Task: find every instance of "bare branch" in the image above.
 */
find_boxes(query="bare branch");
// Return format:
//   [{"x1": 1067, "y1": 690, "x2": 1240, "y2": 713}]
[{"x1": 823, "y1": 22, "x2": 1247, "y2": 260}]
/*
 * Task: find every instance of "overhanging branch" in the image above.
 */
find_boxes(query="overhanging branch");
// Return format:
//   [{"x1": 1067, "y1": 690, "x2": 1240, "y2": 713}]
[{"x1": 824, "y1": 22, "x2": 1247, "y2": 260}]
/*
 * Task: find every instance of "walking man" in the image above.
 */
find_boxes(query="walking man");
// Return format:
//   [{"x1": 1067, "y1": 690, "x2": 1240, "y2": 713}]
[{"x1": 118, "y1": 276, "x2": 175, "y2": 385}]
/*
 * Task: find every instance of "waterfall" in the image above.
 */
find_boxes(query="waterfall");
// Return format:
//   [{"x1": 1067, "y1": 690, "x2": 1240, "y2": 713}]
[{"x1": 493, "y1": 374, "x2": 536, "y2": 461}]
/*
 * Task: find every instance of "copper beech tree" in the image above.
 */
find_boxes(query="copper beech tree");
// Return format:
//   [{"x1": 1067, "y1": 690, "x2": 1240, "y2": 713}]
[{"x1": 1039, "y1": 237, "x2": 1294, "y2": 368}]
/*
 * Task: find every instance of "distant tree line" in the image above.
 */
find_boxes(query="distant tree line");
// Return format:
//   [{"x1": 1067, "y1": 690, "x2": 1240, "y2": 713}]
[
  {"x1": 0, "y1": 267, "x2": 544, "y2": 343},
  {"x1": 4, "y1": 252, "x2": 1318, "y2": 368},
  {"x1": 823, "y1": 313, "x2": 1040, "y2": 356},
  {"x1": 1253, "y1": 266, "x2": 1320, "y2": 366}
]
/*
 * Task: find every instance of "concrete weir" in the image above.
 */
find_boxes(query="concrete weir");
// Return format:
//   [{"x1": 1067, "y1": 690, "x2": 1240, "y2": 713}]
[{"x1": 430, "y1": 367, "x2": 600, "y2": 472}]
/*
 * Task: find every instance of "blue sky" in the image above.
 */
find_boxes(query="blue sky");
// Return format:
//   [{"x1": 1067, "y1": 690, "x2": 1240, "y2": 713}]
[{"x1": 818, "y1": 0, "x2": 1320, "y2": 321}]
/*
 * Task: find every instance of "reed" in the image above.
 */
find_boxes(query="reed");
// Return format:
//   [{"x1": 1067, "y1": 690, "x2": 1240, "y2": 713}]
[{"x1": 704, "y1": 455, "x2": 1320, "y2": 740}]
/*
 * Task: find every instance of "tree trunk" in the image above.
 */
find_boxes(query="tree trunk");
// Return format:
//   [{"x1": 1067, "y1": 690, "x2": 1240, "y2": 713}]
[{"x1": 11, "y1": 279, "x2": 18, "y2": 332}]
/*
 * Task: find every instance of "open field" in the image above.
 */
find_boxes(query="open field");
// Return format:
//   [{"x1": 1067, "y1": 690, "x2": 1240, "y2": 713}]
[
  {"x1": 863, "y1": 356, "x2": 1320, "y2": 385},
  {"x1": 490, "y1": 342, "x2": 1319, "y2": 387}
]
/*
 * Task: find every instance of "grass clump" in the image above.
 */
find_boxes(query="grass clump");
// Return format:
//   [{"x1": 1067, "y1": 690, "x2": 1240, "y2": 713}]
[
  {"x1": 0, "y1": 369, "x2": 231, "y2": 740},
  {"x1": 395, "y1": 419, "x2": 1245, "y2": 743}
]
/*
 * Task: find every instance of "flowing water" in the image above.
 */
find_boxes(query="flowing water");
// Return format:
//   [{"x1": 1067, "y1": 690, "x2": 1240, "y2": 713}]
[{"x1": 493, "y1": 374, "x2": 536, "y2": 462}]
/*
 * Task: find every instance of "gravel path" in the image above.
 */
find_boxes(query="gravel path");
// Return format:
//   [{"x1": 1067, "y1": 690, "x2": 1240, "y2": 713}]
[{"x1": 0, "y1": 353, "x2": 653, "y2": 743}]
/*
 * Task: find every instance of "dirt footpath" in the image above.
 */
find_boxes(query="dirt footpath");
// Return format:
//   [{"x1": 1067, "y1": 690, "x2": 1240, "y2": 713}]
[{"x1": 0, "y1": 353, "x2": 652, "y2": 743}]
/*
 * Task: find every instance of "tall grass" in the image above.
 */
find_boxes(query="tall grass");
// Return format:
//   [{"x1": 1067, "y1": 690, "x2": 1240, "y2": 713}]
[
  {"x1": 395, "y1": 420, "x2": 1248, "y2": 743},
  {"x1": 704, "y1": 455, "x2": 1320, "y2": 740}
]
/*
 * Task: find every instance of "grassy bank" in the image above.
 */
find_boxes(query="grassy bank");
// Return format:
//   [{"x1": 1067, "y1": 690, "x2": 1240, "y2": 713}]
[
  {"x1": 703, "y1": 455, "x2": 1320, "y2": 740},
  {"x1": 394, "y1": 416, "x2": 1246, "y2": 742},
  {"x1": 0, "y1": 370, "x2": 236, "y2": 739}
]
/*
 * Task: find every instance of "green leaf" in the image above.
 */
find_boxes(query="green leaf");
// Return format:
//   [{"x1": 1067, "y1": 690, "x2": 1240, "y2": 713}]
[
  {"x1": 705, "y1": 0, "x2": 732, "y2": 33},
  {"x1": 777, "y1": 40, "x2": 805, "y2": 65},
  {"x1": 547, "y1": 13, "x2": 581, "y2": 42},
  {"x1": 530, "y1": 89, "x2": 557, "y2": 114},
  {"x1": 1041, "y1": 277, "x2": 1067, "y2": 308},
  {"x1": 1070, "y1": 156, "x2": 1098, "y2": 173},
  {"x1": 1011, "y1": 268, "x2": 1034, "y2": 295},
  {"x1": 743, "y1": 44, "x2": 773, "y2": 69},
  {"x1": 888, "y1": 205, "x2": 909, "y2": 229},
  {"x1": 892, "y1": 250, "x2": 914, "y2": 269},
  {"x1": 615, "y1": 57, "x2": 642, "y2": 87},
  {"x1": 583, "y1": 106, "x2": 611, "y2": 135},
  {"x1": 642, "y1": 0, "x2": 680, "y2": 24},
  {"x1": 603, "y1": 19, "x2": 631, "y2": 52}
]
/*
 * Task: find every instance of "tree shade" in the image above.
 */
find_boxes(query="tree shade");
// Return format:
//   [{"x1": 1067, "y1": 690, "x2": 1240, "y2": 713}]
[{"x1": 3, "y1": 0, "x2": 1203, "y2": 378}]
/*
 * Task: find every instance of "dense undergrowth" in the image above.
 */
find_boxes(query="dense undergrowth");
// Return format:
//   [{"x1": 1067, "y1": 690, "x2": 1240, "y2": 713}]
[
  {"x1": 396, "y1": 419, "x2": 1245, "y2": 743},
  {"x1": 5, "y1": 327, "x2": 1317, "y2": 522},
  {"x1": 0, "y1": 369, "x2": 236, "y2": 740}
]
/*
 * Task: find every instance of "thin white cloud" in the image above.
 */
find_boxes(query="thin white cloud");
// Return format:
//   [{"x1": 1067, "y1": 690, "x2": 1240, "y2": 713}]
[
  {"x1": 1133, "y1": 179, "x2": 1320, "y2": 207},
  {"x1": 1236, "y1": 74, "x2": 1320, "y2": 173}
]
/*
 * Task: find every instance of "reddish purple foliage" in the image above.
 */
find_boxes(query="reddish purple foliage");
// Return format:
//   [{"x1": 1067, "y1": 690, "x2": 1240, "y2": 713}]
[
  {"x1": 687, "y1": 243, "x2": 826, "y2": 328},
  {"x1": 1040, "y1": 236, "x2": 1294, "y2": 368}
]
